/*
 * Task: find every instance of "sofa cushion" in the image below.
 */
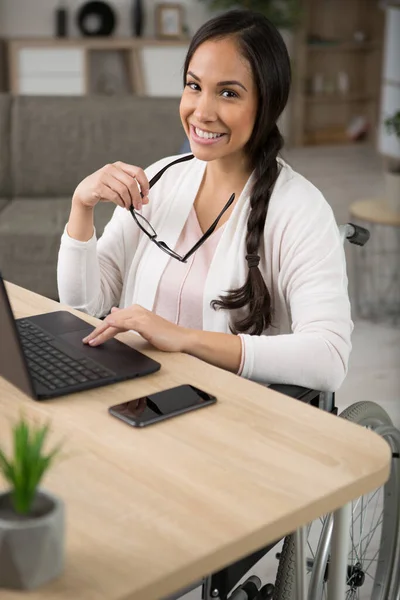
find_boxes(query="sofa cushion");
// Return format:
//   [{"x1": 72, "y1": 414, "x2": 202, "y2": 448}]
[
  {"x1": 0, "y1": 198, "x2": 10, "y2": 213},
  {"x1": 11, "y1": 96, "x2": 184, "y2": 197},
  {"x1": 0, "y1": 198, "x2": 115, "y2": 299},
  {"x1": 0, "y1": 94, "x2": 11, "y2": 197}
]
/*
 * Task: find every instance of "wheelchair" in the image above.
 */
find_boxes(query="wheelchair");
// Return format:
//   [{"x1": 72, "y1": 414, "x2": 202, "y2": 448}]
[{"x1": 165, "y1": 223, "x2": 400, "y2": 600}]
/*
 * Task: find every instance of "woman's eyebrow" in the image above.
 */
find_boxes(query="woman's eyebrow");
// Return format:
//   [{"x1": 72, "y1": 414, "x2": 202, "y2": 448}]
[{"x1": 187, "y1": 71, "x2": 248, "y2": 92}]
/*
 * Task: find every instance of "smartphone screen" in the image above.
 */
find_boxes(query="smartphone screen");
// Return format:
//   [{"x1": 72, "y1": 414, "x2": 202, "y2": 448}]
[{"x1": 108, "y1": 384, "x2": 216, "y2": 427}]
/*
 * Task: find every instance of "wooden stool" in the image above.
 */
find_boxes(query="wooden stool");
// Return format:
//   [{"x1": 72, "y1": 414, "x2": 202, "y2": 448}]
[{"x1": 349, "y1": 199, "x2": 400, "y2": 323}]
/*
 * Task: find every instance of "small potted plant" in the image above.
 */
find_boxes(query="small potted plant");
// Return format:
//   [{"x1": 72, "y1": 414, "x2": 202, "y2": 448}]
[
  {"x1": 383, "y1": 110, "x2": 400, "y2": 213},
  {"x1": 0, "y1": 415, "x2": 64, "y2": 590}
]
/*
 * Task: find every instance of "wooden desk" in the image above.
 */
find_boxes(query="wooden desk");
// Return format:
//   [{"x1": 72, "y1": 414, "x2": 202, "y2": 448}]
[{"x1": 0, "y1": 283, "x2": 391, "y2": 600}]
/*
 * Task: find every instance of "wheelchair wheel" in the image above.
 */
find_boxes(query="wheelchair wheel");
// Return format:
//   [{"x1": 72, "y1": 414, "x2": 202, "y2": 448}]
[{"x1": 273, "y1": 401, "x2": 400, "y2": 600}]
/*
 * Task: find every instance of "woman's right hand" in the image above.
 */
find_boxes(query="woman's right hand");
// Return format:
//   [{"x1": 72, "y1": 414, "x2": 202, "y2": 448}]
[{"x1": 72, "y1": 161, "x2": 150, "y2": 211}]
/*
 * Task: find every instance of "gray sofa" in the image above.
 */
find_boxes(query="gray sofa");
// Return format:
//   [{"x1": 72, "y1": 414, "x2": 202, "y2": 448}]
[{"x1": 0, "y1": 94, "x2": 185, "y2": 299}]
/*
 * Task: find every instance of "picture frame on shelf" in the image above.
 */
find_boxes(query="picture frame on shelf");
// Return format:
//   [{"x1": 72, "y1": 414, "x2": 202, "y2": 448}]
[{"x1": 155, "y1": 3, "x2": 184, "y2": 39}]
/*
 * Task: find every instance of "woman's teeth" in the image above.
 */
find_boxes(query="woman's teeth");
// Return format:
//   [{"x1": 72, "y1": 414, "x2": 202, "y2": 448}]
[{"x1": 195, "y1": 127, "x2": 224, "y2": 140}]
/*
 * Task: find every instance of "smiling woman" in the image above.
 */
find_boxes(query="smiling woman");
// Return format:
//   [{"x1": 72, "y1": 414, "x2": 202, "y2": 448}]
[
  {"x1": 57, "y1": 9, "x2": 353, "y2": 393},
  {"x1": 180, "y1": 37, "x2": 258, "y2": 166}
]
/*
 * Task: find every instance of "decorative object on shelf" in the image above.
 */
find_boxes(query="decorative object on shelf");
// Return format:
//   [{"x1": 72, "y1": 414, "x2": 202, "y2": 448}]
[
  {"x1": 76, "y1": 1, "x2": 117, "y2": 36},
  {"x1": 383, "y1": 111, "x2": 400, "y2": 213},
  {"x1": 0, "y1": 416, "x2": 64, "y2": 590},
  {"x1": 55, "y1": 2, "x2": 69, "y2": 37},
  {"x1": 198, "y1": 0, "x2": 300, "y2": 29},
  {"x1": 312, "y1": 73, "x2": 324, "y2": 95},
  {"x1": 155, "y1": 3, "x2": 185, "y2": 39},
  {"x1": 346, "y1": 115, "x2": 369, "y2": 142},
  {"x1": 353, "y1": 30, "x2": 367, "y2": 43},
  {"x1": 337, "y1": 71, "x2": 349, "y2": 95},
  {"x1": 132, "y1": 0, "x2": 145, "y2": 36}
]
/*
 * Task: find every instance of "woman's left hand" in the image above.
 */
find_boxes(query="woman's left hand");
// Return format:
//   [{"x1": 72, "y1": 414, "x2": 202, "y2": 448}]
[{"x1": 82, "y1": 305, "x2": 191, "y2": 353}]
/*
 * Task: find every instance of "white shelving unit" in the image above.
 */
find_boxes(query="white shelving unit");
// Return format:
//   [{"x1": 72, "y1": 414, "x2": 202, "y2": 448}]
[
  {"x1": 5, "y1": 38, "x2": 189, "y2": 97},
  {"x1": 18, "y1": 47, "x2": 85, "y2": 95}
]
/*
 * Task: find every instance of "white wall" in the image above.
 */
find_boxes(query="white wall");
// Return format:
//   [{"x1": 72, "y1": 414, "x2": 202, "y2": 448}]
[
  {"x1": 0, "y1": 0, "x2": 210, "y2": 38},
  {"x1": 378, "y1": 5, "x2": 400, "y2": 160}
]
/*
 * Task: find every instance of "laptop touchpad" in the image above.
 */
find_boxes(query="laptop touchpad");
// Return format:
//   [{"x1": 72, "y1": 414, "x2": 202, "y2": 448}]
[
  {"x1": 58, "y1": 329, "x2": 142, "y2": 372},
  {"x1": 30, "y1": 311, "x2": 96, "y2": 335}
]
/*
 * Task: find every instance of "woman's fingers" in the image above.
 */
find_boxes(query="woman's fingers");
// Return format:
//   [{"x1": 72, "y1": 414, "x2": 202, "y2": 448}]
[
  {"x1": 114, "y1": 162, "x2": 150, "y2": 205},
  {"x1": 82, "y1": 307, "x2": 126, "y2": 346},
  {"x1": 82, "y1": 306, "x2": 143, "y2": 347},
  {"x1": 72, "y1": 161, "x2": 149, "y2": 211},
  {"x1": 102, "y1": 165, "x2": 137, "y2": 209},
  {"x1": 104, "y1": 310, "x2": 135, "y2": 331},
  {"x1": 100, "y1": 163, "x2": 150, "y2": 210},
  {"x1": 99, "y1": 180, "x2": 125, "y2": 209},
  {"x1": 86, "y1": 325, "x2": 121, "y2": 346},
  {"x1": 101, "y1": 173, "x2": 133, "y2": 209},
  {"x1": 82, "y1": 321, "x2": 110, "y2": 343}
]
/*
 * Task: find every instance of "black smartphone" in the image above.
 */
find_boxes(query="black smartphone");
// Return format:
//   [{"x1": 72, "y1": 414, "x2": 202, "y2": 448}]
[{"x1": 108, "y1": 384, "x2": 217, "y2": 427}]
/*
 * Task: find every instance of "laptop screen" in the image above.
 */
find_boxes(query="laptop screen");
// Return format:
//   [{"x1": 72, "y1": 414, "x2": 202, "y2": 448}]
[{"x1": 0, "y1": 275, "x2": 35, "y2": 399}]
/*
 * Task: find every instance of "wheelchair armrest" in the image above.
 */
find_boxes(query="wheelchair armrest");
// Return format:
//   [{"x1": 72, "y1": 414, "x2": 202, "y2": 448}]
[{"x1": 268, "y1": 383, "x2": 321, "y2": 404}]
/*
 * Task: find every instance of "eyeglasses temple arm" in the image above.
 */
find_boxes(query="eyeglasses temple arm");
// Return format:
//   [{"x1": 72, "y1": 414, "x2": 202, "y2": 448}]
[
  {"x1": 144, "y1": 154, "x2": 195, "y2": 195},
  {"x1": 182, "y1": 193, "x2": 235, "y2": 262}
]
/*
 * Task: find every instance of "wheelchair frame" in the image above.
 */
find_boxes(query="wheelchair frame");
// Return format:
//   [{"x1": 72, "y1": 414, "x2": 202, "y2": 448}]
[{"x1": 164, "y1": 222, "x2": 386, "y2": 600}]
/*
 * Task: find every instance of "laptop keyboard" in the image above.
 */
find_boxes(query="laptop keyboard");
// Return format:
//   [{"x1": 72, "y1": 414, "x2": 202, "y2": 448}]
[{"x1": 17, "y1": 320, "x2": 115, "y2": 391}]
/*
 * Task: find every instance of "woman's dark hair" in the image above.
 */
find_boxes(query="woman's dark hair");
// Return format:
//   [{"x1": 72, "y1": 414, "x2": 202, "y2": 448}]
[{"x1": 183, "y1": 10, "x2": 291, "y2": 335}]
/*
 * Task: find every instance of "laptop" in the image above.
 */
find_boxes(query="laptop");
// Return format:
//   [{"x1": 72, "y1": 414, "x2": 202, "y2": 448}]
[{"x1": 0, "y1": 275, "x2": 161, "y2": 400}]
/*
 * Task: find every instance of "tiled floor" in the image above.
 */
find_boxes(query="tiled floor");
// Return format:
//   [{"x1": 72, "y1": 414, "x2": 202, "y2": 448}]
[{"x1": 179, "y1": 144, "x2": 400, "y2": 600}]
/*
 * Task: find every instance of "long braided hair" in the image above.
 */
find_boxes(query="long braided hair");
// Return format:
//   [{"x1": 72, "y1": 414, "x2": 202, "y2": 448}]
[{"x1": 183, "y1": 10, "x2": 291, "y2": 335}]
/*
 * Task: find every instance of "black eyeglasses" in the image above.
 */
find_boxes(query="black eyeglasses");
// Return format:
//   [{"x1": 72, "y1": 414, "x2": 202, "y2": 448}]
[{"x1": 129, "y1": 154, "x2": 235, "y2": 263}]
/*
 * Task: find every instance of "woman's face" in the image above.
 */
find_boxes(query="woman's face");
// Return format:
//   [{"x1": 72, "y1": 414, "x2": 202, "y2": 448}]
[{"x1": 180, "y1": 37, "x2": 258, "y2": 166}]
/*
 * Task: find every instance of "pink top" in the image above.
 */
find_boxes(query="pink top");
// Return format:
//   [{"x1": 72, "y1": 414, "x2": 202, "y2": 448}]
[
  {"x1": 153, "y1": 207, "x2": 225, "y2": 329},
  {"x1": 153, "y1": 207, "x2": 245, "y2": 376}
]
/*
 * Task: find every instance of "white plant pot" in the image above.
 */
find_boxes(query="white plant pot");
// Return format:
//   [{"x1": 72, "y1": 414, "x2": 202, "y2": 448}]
[
  {"x1": 0, "y1": 490, "x2": 65, "y2": 590},
  {"x1": 384, "y1": 171, "x2": 400, "y2": 213}
]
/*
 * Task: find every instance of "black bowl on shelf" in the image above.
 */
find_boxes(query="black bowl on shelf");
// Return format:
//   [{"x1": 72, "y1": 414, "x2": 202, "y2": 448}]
[{"x1": 76, "y1": 1, "x2": 117, "y2": 37}]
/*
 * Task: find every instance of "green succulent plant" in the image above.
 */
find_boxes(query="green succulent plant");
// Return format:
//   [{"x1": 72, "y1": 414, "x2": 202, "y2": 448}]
[
  {"x1": 0, "y1": 416, "x2": 61, "y2": 515},
  {"x1": 198, "y1": 0, "x2": 301, "y2": 29},
  {"x1": 385, "y1": 111, "x2": 400, "y2": 140}
]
